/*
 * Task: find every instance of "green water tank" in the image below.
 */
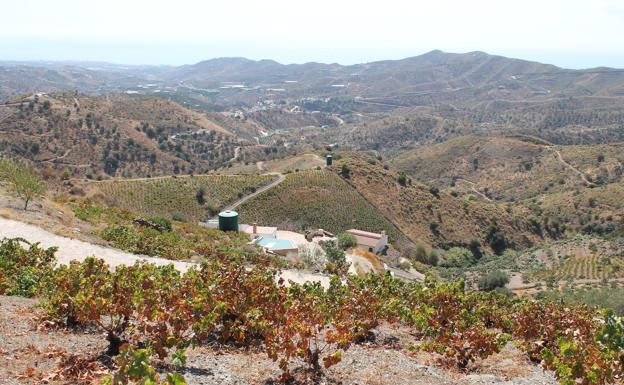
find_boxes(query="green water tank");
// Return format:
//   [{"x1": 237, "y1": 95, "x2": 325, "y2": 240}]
[
  {"x1": 326, "y1": 154, "x2": 333, "y2": 166},
  {"x1": 218, "y1": 210, "x2": 239, "y2": 232}
]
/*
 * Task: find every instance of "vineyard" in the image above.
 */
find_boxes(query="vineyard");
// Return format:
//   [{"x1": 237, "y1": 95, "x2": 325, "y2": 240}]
[
  {"x1": 70, "y1": 200, "x2": 253, "y2": 260},
  {"x1": 94, "y1": 174, "x2": 277, "y2": 222},
  {"x1": 0, "y1": 238, "x2": 623, "y2": 385},
  {"x1": 237, "y1": 170, "x2": 404, "y2": 242},
  {"x1": 543, "y1": 254, "x2": 624, "y2": 281}
]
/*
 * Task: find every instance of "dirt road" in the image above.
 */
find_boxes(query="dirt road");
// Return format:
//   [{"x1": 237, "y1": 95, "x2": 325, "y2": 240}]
[
  {"x1": 212, "y1": 172, "x2": 286, "y2": 217},
  {"x1": 0, "y1": 217, "x2": 193, "y2": 271},
  {"x1": 0, "y1": 217, "x2": 328, "y2": 286},
  {"x1": 550, "y1": 147, "x2": 596, "y2": 187}
]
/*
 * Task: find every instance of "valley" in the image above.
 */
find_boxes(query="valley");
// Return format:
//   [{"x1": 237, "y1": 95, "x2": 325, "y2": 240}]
[{"x1": 1, "y1": 50, "x2": 623, "y2": 385}]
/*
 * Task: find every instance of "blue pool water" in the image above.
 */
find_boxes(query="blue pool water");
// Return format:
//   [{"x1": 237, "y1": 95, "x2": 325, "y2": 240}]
[{"x1": 255, "y1": 236, "x2": 296, "y2": 250}]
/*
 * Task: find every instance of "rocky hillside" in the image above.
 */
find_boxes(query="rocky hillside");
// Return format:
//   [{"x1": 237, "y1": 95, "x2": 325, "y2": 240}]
[
  {"x1": 0, "y1": 93, "x2": 246, "y2": 178},
  {"x1": 391, "y1": 136, "x2": 624, "y2": 238}
]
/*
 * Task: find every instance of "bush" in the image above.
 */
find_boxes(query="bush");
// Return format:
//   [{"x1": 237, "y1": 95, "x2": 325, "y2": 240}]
[
  {"x1": 413, "y1": 244, "x2": 429, "y2": 264},
  {"x1": 485, "y1": 223, "x2": 508, "y2": 255},
  {"x1": 321, "y1": 240, "x2": 349, "y2": 274},
  {"x1": 0, "y1": 238, "x2": 57, "y2": 297},
  {"x1": 441, "y1": 247, "x2": 474, "y2": 268},
  {"x1": 196, "y1": 187, "x2": 206, "y2": 205},
  {"x1": 340, "y1": 164, "x2": 351, "y2": 178},
  {"x1": 478, "y1": 270, "x2": 510, "y2": 291},
  {"x1": 336, "y1": 232, "x2": 357, "y2": 249},
  {"x1": 428, "y1": 250, "x2": 439, "y2": 266},
  {"x1": 149, "y1": 216, "x2": 173, "y2": 232},
  {"x1": 429, "y1": 186, "x2": 440, "y2": 197},
  {"x1": 527, "y1": 216, "x2": 542, "y2": 235},
  {"x1": 299, "y1": 244, "x2": 326, "y2": 271},
  {"x1": 397, "y1": 172, "x2": 407, "y2": 186}
]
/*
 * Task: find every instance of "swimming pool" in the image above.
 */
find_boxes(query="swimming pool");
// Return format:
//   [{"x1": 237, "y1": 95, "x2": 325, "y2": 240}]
[{"x1": 254, "y1": 236, "x2": 297, "y2": 251}]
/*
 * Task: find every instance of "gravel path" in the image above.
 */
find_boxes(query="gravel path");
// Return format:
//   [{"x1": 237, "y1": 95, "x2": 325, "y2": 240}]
[
  {"x1": 0, "y1": 217, "x2": 194, "y2": 271},
  {"x1": 0, "y1": 217, "x2": 329, "y2": 286}
]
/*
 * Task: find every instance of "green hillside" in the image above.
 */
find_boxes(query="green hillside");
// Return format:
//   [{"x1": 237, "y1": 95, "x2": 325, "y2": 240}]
[
  {"x1": 94, "y1": 174, "x2": 277, "y2": 222},
  {"x1": 237, "y1": 170, "x2": 405, "y2": 243}
]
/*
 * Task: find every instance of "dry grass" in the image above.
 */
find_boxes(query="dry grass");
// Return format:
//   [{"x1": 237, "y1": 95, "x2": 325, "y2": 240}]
[
  {"x1": 334, "y1": 152, "x2": 541, "y2": 251},
  {"x1": 222, "y1": 153, "x2": 325, "y2": 175}
]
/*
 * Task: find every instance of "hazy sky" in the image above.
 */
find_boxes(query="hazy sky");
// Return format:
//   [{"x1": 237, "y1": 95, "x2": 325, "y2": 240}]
[{"x1": 1, "y1": 0, "x2": 623, "y2": 68}]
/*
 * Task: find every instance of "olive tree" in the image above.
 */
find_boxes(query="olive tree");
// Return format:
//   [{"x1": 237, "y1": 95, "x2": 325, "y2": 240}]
[{"x1": 0, "y1": 160, "x2": 45, "y2": 210}]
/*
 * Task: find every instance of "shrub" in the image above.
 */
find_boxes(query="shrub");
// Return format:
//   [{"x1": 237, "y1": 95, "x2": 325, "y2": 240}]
[
  {"x1": 299, "y1": 244, "x2": 326, "y2": 272},
  {"x1": 322, "y1": 240, "x2": 349, "y2": 274},
  {"x1": 478, "y1": 270, "x2": 510, "y2": 291},
  {"x1": 149, "y1": 216, "x2": 173, "y2": 232},
  {"x1": 196, "y1": 187, "x2": 206, "y2": 205},
  {"x1": 441, "y1": 247, "x2": 474, "y2": 268},
  {"x1": 336, "y1": 232, "x2": 357, "y2": 249},
  {"x1": 527, "y1": 216, "x2": 543, "y2": 235},
  {"x1": 397, "y1": 172, "x2": 407, "y2": 186},
  {"x1": 485, "y1": 223, "x2": 508, "y2": 255},
  {"x1": 428, "y1": 250, "x2": 439, "y2": 266},
  {"x1": 340, "y1": 164, "x2": 351, "y2": 178},
  {"x1": 0, "y1": 238, "x2": 57, "y2": 297}
]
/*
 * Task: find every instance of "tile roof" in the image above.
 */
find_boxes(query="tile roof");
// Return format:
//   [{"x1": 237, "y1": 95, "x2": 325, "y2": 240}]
[{"x1": 346, "y1": 229, "x2": 383, "y2": 240}]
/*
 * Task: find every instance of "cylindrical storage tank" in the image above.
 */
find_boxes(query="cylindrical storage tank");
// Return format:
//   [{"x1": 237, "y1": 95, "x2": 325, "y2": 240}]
[
  {"x1": 326, "y1": 155, "x2": 333, "y2": 166},
  {"x1": 218, "y1": 210, "x2": 239, "y2": 232}
]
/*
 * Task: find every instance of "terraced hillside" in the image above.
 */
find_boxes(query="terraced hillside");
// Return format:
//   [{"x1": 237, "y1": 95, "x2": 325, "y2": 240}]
[
  {"x1": 220, "y1": 153, "x2": 326, "y2": 175},
  {"x1": 0, "y1": 93, "x2": 245, "y2": 178},
  {"x1": 392, "y1": 136, "x2": 624, "y2": 201},
  {"x1": 529, "y1": 237, "x2": 624, "y2": 281},
  {"x1": 94, "y1": 174, "x2": 277, "y2": 222},
  {"x1": 333, "y1": 152, "x2": 543, "y2": 252},
  {"x1": 237, "y1": 170, "x2": 406, "y2": 243}
]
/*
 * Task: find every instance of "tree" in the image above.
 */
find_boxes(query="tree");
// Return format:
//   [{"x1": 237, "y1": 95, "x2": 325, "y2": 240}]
[
  {"x1": 195, "y1": 187, "x2": 206, "y2": 205},
  {"x1": 485, "y1": 223, "x2": 508, "y2": 255},
  {"x1": 0, "y1": 160, "x2": 45, "y2": 210},
  {"x1": 340, "y1": 164, "x2": 351, "y2": 178},
  {"x1": 336, "y1": 232, "x2": 357, "y2": 249},
  {"x1": 441, "y1": 247, "x2": 474, "y2": 268},
  {"x1": 478, "y1": 270, "x2": 510, "y2": 291},
  {"x1": 397, "y1": 172, "x2": 407, "y2": 186}
]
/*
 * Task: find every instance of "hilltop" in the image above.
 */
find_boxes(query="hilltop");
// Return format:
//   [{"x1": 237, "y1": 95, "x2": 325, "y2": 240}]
[{"x1": 4, "y1": 51, "x2": 624, "y2": 154}]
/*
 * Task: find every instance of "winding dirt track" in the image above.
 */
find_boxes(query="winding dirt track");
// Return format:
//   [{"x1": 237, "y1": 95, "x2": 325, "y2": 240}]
[{"x1": 550, "y1": 147, "x2": 596, "y2": 187}]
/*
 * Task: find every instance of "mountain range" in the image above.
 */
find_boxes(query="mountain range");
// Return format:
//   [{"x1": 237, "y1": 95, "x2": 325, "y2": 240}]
[{"x1": 3, "y1": 50, "x2": 624, "y2": 104}]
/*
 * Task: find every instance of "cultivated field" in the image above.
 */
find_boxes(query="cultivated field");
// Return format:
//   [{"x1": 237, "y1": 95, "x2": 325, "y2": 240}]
[
  {"x1": 237, "y1": 170, "x2": 404, "y2": 242},
  {"x1": 94, "y1": 174, "x2": 277, "y2": 222}
]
